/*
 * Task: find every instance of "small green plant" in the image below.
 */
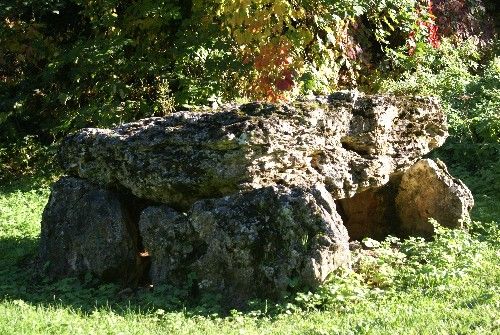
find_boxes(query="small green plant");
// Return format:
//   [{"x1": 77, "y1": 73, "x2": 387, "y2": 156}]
[
  {"x1": 396, "y1": 219, "x2": 487, "y2": 290},
  {"x1": 356, "y1": 237, "x2": 406, "y2": 289},
  {"x1": 292, "y1": 218, "x2": 498, "y2": 315},
  {"x1": 156, "y1": 79, "x2": 175, "y2": 116},
  {"x1": 294, "y1": 270, "x2": 370, "y2": 312}
]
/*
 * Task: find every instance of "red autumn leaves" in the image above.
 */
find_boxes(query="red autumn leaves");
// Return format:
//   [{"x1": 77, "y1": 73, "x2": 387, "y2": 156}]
[
  {"x1": 408, "y1": 0, "x2": 440, "y2": 55},
  {"x1": 248, "y1": 39, "x2": 295, "y2": 101}
]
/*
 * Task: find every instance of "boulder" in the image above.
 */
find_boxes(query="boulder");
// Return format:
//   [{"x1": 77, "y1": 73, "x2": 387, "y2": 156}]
[
  {"x1": 38, "y1": 93, "x2": 475, "y2": 301},
  {"x1": 60, "y1": 93, "x2": 446, "y2": 209},
  {"x1": 395, "y1": 159, "x2": 474, "y2": 236},
  {"x1": 139, "y1": 184, "x2": 350, "y2": 301},
  {"x1": 39, "y1": 177, "x2": 144, "y2": 283},
  {"x1": 337, "y1": 158, "x2": 474, "y2": 239}
]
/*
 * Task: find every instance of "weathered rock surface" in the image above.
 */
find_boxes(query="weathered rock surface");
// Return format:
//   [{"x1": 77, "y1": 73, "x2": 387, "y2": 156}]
[
  {"x1": 38, "y1": 93, "x2": 475, "y2": 301},
  {"x1": 396, "y1": 159, "x2": 474, "y2": 236},
  {"x1": 338, "y1": 158, "x2": 474, "y2": 239},
  {"x1": 139, "y1": 184, "x2": 350, "y2": 300},
  {"x1": 60, "y1": 93, "x2": 447, "y2": 209},
  {"x1": 39, "y1": 177, "x2": 143, "y2": 283}
]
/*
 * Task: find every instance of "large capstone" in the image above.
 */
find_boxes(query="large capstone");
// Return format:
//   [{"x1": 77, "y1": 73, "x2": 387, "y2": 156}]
[
  {"x1": 39, "y1": 93, "x2": 474, "y2": 301},
  {"x1": 60, "y1": 93, "x2": 447, "y2": 209}
]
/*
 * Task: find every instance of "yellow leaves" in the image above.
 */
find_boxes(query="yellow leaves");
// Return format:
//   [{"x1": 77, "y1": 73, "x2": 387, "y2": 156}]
[
  {"x1": 219, "y1": 0, "x2": 310, "y2": 53},
  {"x1": 291, "y1": 7, "x2": 306, "y2": 21},
  {"x1": 218, "y1": 0, "x2": 252, "y2": 22},
  {"x1": 233, "y1": 30, "x2": 254, "y2": 46},
  {"x1": 201, "y1": 0, "x2": 367, "y2": 101},
  {"x1": 4, "y1": 17, "x2": 16, "y2": 29},
  {"x1": 207, "y1": 0, "x2": 315, "y2": 101},
  {"x1": 272, "y1": 1, "x2": 292, "y2": 22}
]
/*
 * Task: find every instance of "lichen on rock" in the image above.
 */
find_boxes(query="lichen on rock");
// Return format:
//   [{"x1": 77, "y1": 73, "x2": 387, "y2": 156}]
[
  {"x1": 139, "y1": 184, "x2": 349, "y2": 301},
  {"x1": 59, "y1": 93, "x2": 447, "y2": 209}
]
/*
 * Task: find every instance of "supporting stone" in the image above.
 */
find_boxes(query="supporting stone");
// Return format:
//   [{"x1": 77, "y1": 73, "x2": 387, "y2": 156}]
[
  {"x1": 337, "y1": 159, "x2": 474, "y2": 240},
  {"x1": 396, "y1": 159, "x2": 474, "y2": 236},
  {"x1": 39, "y1": 177, "x2": 146, "y2": 284},
  {"x1": 139, "y1": 184, "x2": 350, "y2": 302}
]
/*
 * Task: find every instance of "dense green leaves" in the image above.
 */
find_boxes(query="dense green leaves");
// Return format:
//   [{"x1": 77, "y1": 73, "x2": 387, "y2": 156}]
[
  {"x1": 0, "y1": 0, "x2": 436, "y2": 139},
  {"x1": 0, "y1": 1, "x2": 184, "y2": 141}
]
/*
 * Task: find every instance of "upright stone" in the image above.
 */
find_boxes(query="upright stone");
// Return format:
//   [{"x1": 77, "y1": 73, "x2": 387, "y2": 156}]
[
  {"x1": 139, "y1": 184, "x2": 350, "y2": 301},
  {"x1": 39, "y1": 177, "x2": 141, "y2": 283},
  {"x1": 337, "y1": 159, "x2": 474, "y2": 239},
  {"x1": 396, "y1": 159, "x2": 474, "y2": 236}
]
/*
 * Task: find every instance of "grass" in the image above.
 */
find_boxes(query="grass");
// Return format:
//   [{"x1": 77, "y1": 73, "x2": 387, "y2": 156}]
[
  {"x1": 0, "y1": 290, "x2": 498, "y2": 335},
  {"x1": 0, "y1": 170, "x2": 499, "y2": 334}
]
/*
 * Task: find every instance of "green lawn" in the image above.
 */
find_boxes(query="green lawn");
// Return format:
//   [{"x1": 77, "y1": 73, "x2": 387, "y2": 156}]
[{"x1": 0, "y1": 174, "x2": 498, "y2": 335}]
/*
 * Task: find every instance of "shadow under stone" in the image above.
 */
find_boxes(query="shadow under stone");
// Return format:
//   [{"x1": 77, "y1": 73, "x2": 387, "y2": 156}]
[{"x1": 336, "y1": 173, "x2": 403, "y2": 241}]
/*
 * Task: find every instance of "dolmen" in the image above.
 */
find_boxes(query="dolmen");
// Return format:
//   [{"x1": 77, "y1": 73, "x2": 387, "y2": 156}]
[{"x1": 39, "y1": 92, "x2": 473, "y2": 301}]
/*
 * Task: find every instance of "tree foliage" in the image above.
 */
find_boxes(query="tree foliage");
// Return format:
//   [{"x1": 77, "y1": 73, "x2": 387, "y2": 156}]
[{"x1": 0, "y1": 0, "x2": 497, "y2": 179}]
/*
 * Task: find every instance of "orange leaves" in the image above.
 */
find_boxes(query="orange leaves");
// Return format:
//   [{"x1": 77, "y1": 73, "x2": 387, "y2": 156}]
[
  {"x1": 253, "y1": 40, "x2": 292, "y2": 71},
  {"x1": 244, "y1": 38, "x2": 297, "y2": 101},
  {"x1": 214, "y1": 0, "x2": 306, "y2": 101}
]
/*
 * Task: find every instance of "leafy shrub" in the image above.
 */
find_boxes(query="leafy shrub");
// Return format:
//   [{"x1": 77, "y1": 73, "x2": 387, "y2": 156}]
[
  {"x1": 0, "y1": 136, "x2": 57, "y2": 182},
  {"x1": 379, "y1": 37, "x2": 499, "y2": 173},
  {"x1": 396, "y1": 220, "x2": 487, "y2": 289},
  {"x1": 452, "y1": 56, "x2": 500, "y2": 143},
  {"x1": 0, "y1": 0, "x2": 185, "y2": 140},
  {"x1": 292, "y1": 219, "x2": 498, "y2": 312},
  {"x1": 0, "y1": 0, "x2": 442, "y2": 133},
  {"x1": 198, "y1": 0, "x2": 437, "y2": 100},
  {"x1": 0, "y1": 0, "x2": 497, "y2": 179}
]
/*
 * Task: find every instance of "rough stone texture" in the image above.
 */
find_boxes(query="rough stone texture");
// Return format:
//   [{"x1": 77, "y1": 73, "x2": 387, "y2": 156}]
[
  {"x1": 396, "y1": 159, "x2": 474, "y2": 236},
  {"x1": 338, "y1": 159, "x2": 474, "y2": 239},
  {"x1": 60, "y1": 93, "x2": 447, "y2": 209},
  {"x1": 38, "y1": 93, "x2": 476, "y2": 301},
  {"x1": 139, "y1": 184, "x2": 350, "y2": 301},
  {"x1": 39, "y1": 177, "x2": 142, "y2": 283}
]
